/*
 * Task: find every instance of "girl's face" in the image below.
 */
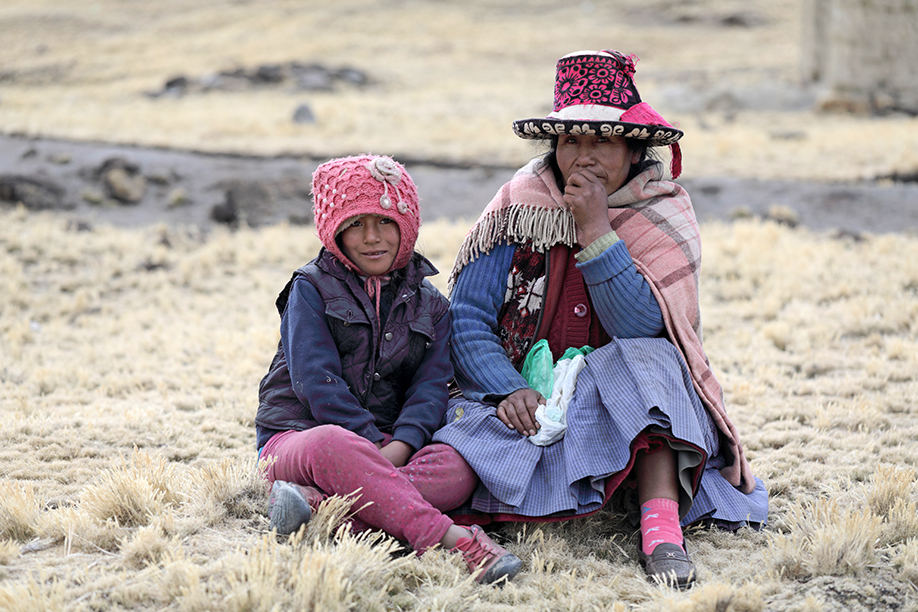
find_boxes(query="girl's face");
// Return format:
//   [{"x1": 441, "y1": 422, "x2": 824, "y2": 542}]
[
  {"x1": 339, "y1": 214, "x2": 401, "y2": 276},
  {"x1": 555, "y1": 134, "x2": 640, "y2": 195}
]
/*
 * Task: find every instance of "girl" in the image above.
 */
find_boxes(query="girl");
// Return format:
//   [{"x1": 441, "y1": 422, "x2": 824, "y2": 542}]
[{"x1": 255, "y1": 154, "x2": 521, "y2": 584}]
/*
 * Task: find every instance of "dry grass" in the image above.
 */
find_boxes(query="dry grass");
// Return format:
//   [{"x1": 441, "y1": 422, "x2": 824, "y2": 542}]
[{"x1": 2, "y1": 207, "x2": 918, "y2": 610}]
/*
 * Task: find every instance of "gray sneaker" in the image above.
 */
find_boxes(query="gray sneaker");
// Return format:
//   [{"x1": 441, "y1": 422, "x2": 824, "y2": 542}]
[{"x1": 268, "y1": 480, "x2": 313, "y2": 535}]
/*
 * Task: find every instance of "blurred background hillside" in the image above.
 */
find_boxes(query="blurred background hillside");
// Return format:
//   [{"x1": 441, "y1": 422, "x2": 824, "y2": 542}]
[{"x1": 2, "y1": 0, "x2": 917, "y2": 182}]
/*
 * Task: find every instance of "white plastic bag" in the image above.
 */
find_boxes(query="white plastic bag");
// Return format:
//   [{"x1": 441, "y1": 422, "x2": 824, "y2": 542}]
[{"x1": 528, "y1": 353, "x2": 586, "y2": 446}]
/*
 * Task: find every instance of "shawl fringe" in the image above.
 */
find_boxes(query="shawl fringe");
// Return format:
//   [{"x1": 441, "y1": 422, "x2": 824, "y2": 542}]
[{"x1": 449, "y1": 205, "x2": 576, "y2": 292}]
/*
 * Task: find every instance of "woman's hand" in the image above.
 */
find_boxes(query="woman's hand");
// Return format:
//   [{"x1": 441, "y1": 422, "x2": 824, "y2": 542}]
[
  {"x1": 496, "y1": 388, "x2": 546, "y2": 436},
  {"x1": 562, "y1": 169, "x2": 614, "y2": 248},
  {"x1": 377, "y1": 440, "x2": 413, "y2": 467}
]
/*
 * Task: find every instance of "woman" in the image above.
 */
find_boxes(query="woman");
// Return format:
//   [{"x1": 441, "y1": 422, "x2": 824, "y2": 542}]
[{"x1": 433, "y1": 50, "x2": 768, "y2": 588}]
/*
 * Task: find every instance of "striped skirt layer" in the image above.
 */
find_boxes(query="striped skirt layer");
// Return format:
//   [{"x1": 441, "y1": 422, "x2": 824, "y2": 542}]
[{"x1": 433, "y1": 337, "x2": 768, "y2": 529}]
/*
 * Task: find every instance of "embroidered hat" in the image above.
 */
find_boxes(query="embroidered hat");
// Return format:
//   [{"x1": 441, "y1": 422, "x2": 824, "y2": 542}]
[
  {"x1": 312, "y1": 154, "x2": 420, "y2": 273},
  {"x1": 513, "y1": 50, "x2": 684, "y2": 178}
]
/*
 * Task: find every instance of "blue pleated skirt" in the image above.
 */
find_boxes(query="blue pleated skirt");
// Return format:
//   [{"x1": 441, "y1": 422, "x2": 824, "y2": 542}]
[{"x1": 432, "y1": 337, "x2": 768, "y2": 529}]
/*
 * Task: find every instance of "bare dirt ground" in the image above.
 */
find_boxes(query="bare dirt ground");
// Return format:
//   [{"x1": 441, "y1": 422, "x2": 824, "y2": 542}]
[
  {"x1": 2, "y1": 1, "x2": 918, "y2": 611},
  {"x1": 4, "y1": 132, "x2": 918, "y2": 236}
]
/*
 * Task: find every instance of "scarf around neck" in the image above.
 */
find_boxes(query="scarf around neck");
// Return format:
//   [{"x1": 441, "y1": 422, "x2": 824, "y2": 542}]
[{"x1": 451, "y1": 159, "x2": 757, "y2": 494}]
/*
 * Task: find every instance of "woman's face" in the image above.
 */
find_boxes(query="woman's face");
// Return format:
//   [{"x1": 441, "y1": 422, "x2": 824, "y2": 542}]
[
  {"x1": 339, "y1": 214, "x2": 401, "y2": 276},
  {"x1": 555, "y1": 134, "x2": 640, "y2": 195}
]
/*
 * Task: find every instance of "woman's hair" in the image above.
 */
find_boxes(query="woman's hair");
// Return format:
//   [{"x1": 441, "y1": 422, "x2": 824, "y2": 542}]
[{"x1": 540, "y1": 136, "x2": 658, "y2": 192}]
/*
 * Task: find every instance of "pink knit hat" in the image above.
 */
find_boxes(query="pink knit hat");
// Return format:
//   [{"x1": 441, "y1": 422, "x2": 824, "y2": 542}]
[
  {"x1": 513, "y1": 50, "x2": 684, "y2": 178},
  {"x1": 312, "y1": 155, "x2": 420, "y2": 274}
]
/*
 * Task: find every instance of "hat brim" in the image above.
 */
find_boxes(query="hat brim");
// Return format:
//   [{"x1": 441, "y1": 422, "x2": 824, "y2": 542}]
[{"x1": 512, "y1": 118, "x2": 683, "y2": 147}]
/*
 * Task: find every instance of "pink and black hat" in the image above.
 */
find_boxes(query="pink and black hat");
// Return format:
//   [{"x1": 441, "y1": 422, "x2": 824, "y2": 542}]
[{"x1": 513, "y1": 50, "x2": 683, "y2": 178}]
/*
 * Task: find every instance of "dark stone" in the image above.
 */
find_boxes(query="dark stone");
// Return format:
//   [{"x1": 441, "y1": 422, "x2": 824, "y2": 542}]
[
  {"x1": 218, "y1": 68, "x2": 248, "y2": 79},
  {"x1": 254, "y1": 64, "x2": 285, "y2": 83},
  {"x1": 144, "y1": 60, "x2": 371, "y2": 98},
  {"x1": 878, "y1": 171, "x2": 918, "y2": 183},
  {"x1": 67, "y1": 219, "x2": 94, "y2": 232},
  {"x1": 164, "y1": 75, "x2": 189, "y2": 89},
  {"x1": 146, "y1": 166, "x2": 181, "y2": 185},
  {"x1": 721, "y1": 13, "x2": 755, "y2": 27},
  {"x1": 292, "y1": 64, "x2": 335, "y2": 91},
  {"x1": 216, "y1": 180, "x2": 273, "y2": 227},
  {"x1": 200, "y1": 73, "x2": 249, "y2": 92},
  {"x1": 292, "y1": 103, "x2": 316, "y2": 124},
  {"x1": 0, "y1": 174, "x2": 69, "y2": 210},
  {"x1": 335, "y1": 67, "x2": 368, "y2": 87},
  {"x1": 96, "y1": 157, "x2": 140, "y2": 179},
  {"x1": 98, "y1": 158, "x2": 146, "y2": 204},
  {"x1": 210, "y1": 200, "x2": 237, "y2": 226}
]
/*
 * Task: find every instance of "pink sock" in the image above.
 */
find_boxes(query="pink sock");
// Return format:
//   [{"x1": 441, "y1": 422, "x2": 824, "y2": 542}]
[{"x1": 640, "y1": 498, "x2": 683, "y2": 555}]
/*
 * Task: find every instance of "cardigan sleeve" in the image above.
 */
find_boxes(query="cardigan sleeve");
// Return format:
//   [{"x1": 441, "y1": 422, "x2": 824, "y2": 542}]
[
  {"x1": 449, "y1": 243, "x2": 530, "y2": 402},
  {"x1": 282, "y1": 277, "x2": 384, "y2": 443},
  {"x1": 577, "y1": 239, "x2": 665, "y2": 338}
]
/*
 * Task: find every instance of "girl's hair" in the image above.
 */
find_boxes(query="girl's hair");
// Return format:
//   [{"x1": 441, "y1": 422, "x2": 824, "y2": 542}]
[{"x1": 540, "y1": 135, "x2": 658, "y2": 192}]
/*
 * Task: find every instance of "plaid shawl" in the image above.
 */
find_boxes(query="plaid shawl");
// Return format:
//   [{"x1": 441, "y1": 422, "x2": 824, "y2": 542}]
[{"x1": 451, "y1": 159, "x2": 756, "y2": 494}]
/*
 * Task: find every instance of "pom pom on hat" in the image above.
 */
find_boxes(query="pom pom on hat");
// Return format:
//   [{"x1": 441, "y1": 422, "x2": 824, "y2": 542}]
[{"x1": 312, "y1": 155, "x2": 421, "y2": 273}]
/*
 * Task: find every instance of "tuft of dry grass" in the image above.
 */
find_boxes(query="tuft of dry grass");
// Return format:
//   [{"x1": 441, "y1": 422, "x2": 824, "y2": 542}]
[
  {"x1": 121, "y1": 515, "x2": 179, "y2": 568},
  {"x1": 0, "y1": 539, "x2": 20, "y2": 565},
  {"x1": 893, "y1": 539, "x2": 918, "y2": 586},
  {"x1": 767, "y1": 497, "x2": 882, "y2": 578},
  {"x1": 185, "y1": 457, "x2": 265, "y2": 527},
  {"x1": 79, "y1": 449, "x2": 184, "y2": 529},
  {"x1": 867, "y1": 465, "x2": 916, "y2": 518},
  {"x1": 0, "y1": 480, "x2": 41, "y2": 542},
  {"x1": 0, "y1": 573, "x2": 67, "y2": 612}
]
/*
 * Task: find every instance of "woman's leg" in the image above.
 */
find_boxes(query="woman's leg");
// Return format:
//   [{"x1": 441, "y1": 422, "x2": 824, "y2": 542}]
[
  {"x1": 635, "y1": 444, "x2": 679, "y2": 505},
  {"x1": 635, "y1": 445, "x2": 684, "y2": 552},
  {"x1": 634, "y1": 443, "x2": 695, "y2": 587}
]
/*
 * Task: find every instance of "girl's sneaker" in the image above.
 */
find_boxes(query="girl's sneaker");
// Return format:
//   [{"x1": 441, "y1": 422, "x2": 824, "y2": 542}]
[
  {"x1": 451, "y1": 525, "x2": 522, "y2": 584},
  {"x1": 268, "y1": 480, "x2": 316, "y2": 535}
]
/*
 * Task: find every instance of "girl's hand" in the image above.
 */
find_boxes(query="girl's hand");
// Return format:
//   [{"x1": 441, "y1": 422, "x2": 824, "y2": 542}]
[
  {"x1": 562, "y1": 169, "x2": 614, "y2": 248},
  {"x1": 496, "y1": 388, "x2": 545, "y2": 436},
  {"x1": 379, "y1": 440, "x2": 413, "y2": 468}
]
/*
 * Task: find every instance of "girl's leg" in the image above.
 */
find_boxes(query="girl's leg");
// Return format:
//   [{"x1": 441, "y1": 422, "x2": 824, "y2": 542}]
[
  {"x1": 264, "y1": 426, "x2": 522, "y2": 583},
  {"x1": 398, "y1": 442, "x2": 478, "y2": 512},
  {"x1": 263, "y1": 425, "x2": 454, "y2": 553}
]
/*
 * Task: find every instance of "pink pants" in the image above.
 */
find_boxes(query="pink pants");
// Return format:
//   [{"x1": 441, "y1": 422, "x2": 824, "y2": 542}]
[{"x1": 261, "y1": 425, "x2": 478, "y2": 553}]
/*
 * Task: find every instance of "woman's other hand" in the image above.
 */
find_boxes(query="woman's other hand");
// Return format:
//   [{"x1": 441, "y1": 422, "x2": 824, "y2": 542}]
[{"x1": 496, "y1": 388, "x2": 546, "y2": 436}]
